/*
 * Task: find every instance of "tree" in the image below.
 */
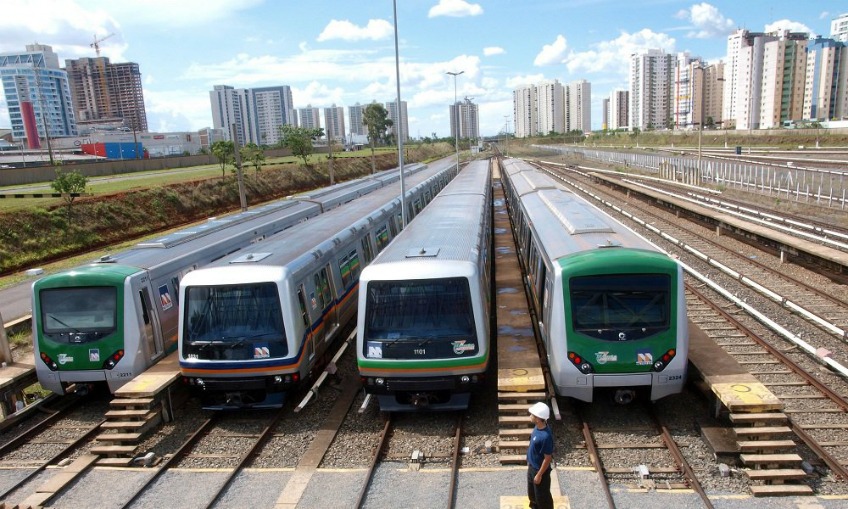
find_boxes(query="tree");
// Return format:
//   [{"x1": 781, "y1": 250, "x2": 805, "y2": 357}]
[
  {"x1": 51, "y1": 167, "x2": 88, "y2": 228},
  {"x1": 240, "y1": 143, "x2": 265, "y2": 175},
  {"x1": 279, "y1": 124, "x2": 323, "y2": 167},
  {"x1": 210, "y1": 140, "x2": 234, "y2": 179},
  {"x1": 362, "y1": 103, "x2": 392, "y2": 174}
]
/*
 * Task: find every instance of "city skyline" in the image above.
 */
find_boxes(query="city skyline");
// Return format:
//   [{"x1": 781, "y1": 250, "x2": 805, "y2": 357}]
[{"x1": 0, "y1": 1, "x2": 842, "y2": 138}]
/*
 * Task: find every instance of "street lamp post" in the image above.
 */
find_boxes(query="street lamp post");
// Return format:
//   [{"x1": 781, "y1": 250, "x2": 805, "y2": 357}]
[
  {"x1": 393, "y1": 0, "x2": 407, "y2": 227},
  {"x1": 446, "y1": 70, "x2": 463, "y2": 171}
]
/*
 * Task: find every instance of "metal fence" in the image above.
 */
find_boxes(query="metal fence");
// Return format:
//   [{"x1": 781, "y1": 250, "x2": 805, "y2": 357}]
[{"x1": 544, "y1": 146, "x2": 848, "y2": 209}]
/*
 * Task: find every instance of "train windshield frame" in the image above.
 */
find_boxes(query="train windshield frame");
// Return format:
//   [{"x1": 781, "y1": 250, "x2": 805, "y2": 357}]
[
  {"x1": 182, "y1": 282, "x2": 288, "y2": 360},
  {"x1": 363, "y1": 277, "x2": 478, "y2": 359},
  {"x1": 39, "y1": 286, "x2": 118, "y2": 341},
  {"x1": 569, "y1": 273, "x2": 670, "y2": 341}
]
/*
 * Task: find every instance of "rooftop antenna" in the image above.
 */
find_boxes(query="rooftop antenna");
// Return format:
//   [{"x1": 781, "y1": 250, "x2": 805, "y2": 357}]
[{"x1": 91, "y1": 33, "x2": 115, "y2": 57}]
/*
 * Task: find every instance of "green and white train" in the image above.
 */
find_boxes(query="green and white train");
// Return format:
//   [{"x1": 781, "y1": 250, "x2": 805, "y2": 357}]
[
  {"x1": 31, "y1": 163, "x2": 429, "y2": 395},
  {"x1": 501, "y1": 158, "x2": 688, "y2": 404}
]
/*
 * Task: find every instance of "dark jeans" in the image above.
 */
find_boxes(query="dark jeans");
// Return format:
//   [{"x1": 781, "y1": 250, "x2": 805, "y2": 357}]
[{"x1": 527, "y1": 464, "x2": 553, "y2": 509}]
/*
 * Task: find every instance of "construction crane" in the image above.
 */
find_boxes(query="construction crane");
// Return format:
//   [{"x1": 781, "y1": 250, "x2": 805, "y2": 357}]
[{"x1": 90, "y1": 33, "x2": 115, "y2": 57}]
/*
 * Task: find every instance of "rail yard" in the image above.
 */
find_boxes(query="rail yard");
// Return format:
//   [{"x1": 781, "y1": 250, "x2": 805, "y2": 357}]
[{"x1": 2, "y1": 148, "x2": 848, "y2": 508}]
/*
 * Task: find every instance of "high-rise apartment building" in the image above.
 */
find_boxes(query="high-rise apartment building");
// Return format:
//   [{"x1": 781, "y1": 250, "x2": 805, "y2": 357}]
[
  {"x1": 513, "y1": 84, "x2": 537, "y2": 138},
  {"x1": 324, "y1": 104, "x2": 346, "y2": 143},
  {"x1": 703, "y1": 62, "x2": 725, "y2": 128},
  {"x1": 297, "y1": 105, "x2": 322, "y2": 133},
  {"x1": 673, "y1": 53, "x2": 704, "y2": 129},
  {"x1": 65, "y1": 57, "x2": 148, "y2": 132},
  {"x1": 832, "y1": 13, "x2": 848, "y2": 42},
  {"x1": 759, "y1": 33, "x2": 807, "y2": 129},
  {"x1": 252, "y1": 86, "x2": 294, "y2": 145},
  {"x1": 535, "y1": 80, "x2": 565, "y2": 135},
  {"x1": 630, "y1": 49, "x2": 675, "y2": 130},
  {"x1": 804, "y1": 37, "x2": 848, "y2": 121},
  {"x1": 449, "y1": 97, "x2": 480, "y2": 140},
  {"x1": 602, "y1": 98, "x2": 609, "y2": 130},
  {"x1": 210, "y1": 84, "x2": 294, "y2": 146},
  {"x1": 609, "y1": 90, "x2": 629, "y2": 130},
  {"x1": 566, "y1": 79, "x2": 591, "y2": 133},
  {"x1": 0, "y1": 44, "x2": 77, "y2": 147},
  {"x1": 348, "y1": 103, "x2": 367, "y2": 137},
  {"x1": 385, "y1": 100, "x2": 408, "y2": 142}
]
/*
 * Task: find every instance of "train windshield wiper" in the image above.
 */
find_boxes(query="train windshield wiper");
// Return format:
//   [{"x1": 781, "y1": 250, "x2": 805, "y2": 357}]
[{"x1": 47, "y1": 314, "x2": 81, "y2": 333}]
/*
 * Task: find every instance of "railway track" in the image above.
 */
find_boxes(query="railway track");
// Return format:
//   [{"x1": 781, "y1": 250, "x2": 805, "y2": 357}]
[
  {"x1": 355, "y1": 411, "x2": 465, "y2": 509},
  {"x1": 572, "y1": 398, "x2": 714, "y2": 508},
  {"x1": 687, "y1": 284, "x2": 848, "y2": 490}
]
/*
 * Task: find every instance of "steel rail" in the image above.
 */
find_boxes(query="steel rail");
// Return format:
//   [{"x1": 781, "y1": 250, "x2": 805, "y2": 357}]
[
  {"x1": 446, "y1": 413, "x2": 463, "y2": 509},
  {"x1": 354, "y1": 415, "x2": 393, "y2": 509}
]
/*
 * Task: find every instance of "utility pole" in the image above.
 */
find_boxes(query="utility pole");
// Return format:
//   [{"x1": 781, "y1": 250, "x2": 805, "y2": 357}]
[
  {"x1": 393, "y1": 0, "x2": 407, "y2": 227},
  {"x1": 230, "y1": 123, "x2": 248, "y2": 211},
  {"x1": 327, "y1": 132, "x2": 335, "y2": 186},
  {"x1": 446, "y1": 71, "x2": 464, "y2": 172},
  {"x1": 32, "y1": 64, "x2": 55, "y2": 166}
]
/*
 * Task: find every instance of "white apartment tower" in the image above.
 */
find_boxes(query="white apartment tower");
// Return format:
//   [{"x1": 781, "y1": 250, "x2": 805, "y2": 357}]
[
  {"x1": 804, "y1": 37, "x2": 848, "y2": 121},
  {"x1": 673, "y1": 53, "x2": 704, "y2": 130},
  {"x1": 385, "y1": 100, "x2": 409, "y2": 142},
  {"x1": 566, "y1": 80, "x2": 591, "y2": 133},
  {"x1": 298, "y1": 105, "x2": 322, "y2": 132},
  {"x1": 513, "y1": 84, "x2": 537, "y2": 138},
  {"x1": 348, "y1": 103, "x2": 366, "y2": 138},
  {"x1": 210, "y1": 84, "x2": 294, "y2": 146},
  {"x1": 535, "y1": 80, "x2": 566, "y2": 135},
  {"x1": 630, "y1": 49, "x2": 675, "y2": 130},
  {"x1": 324, "y1": 105, "x2": 346, "y2": 144},
  {"x1": 832, "y1": 13, "x2": 848, "y2": 42},
  {"x1": 609, "y1": 90, "x2": 629, "y2": 130},
  {"x1": 449, "y1": 97, "x2": 480, "y2": 140}
]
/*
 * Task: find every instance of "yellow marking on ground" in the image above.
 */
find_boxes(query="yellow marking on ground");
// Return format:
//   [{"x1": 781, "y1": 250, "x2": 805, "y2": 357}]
[
  {"x1": 497, "y1": 367, "x2": 545, "y2": 392},
  {"x1": 499, "y1": 495, "x2": 570, "y2": 509},
  {"x1": 711, "y1": 381, "x2": 782, "y2": 412}
]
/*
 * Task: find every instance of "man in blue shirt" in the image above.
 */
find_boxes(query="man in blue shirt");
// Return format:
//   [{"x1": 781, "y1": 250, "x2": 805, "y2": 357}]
[{"x1": 527, "y1": 402, "x2": 554, "y2": 509}]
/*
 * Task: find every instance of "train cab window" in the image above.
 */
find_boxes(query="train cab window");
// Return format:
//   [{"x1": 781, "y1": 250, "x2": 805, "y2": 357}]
[
  {"x1": 363, "y1": 277, "x2": 477, "y2": 360},
  {"x1": 339, "y1": 250, "x2": 361, "y2": 288},
  {"x1": 39, "y1": 286, "x2": 118, "y2": 341},
  {"x1": 182, "y1": 282, "x2": 288, "y2": 360},
  {"x1": 375, "y1": 225, "x2": 390, "y2": 252},
  {"x1": 569, "y1": 274, "x2": 671, "y2": 341}
]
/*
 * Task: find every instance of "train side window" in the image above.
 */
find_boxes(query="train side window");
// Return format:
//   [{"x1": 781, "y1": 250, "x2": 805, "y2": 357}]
[
  {"x1": 413, "y1": 198, "x2": 422, "y2": 215},
  {"x1": 338, "y1": 249, "x2": 361, "y2": 288},
  {"x1": 348, "y1": 250, "x2": 361, "y2": 279},
  {"x1": 543, "y1": 274, "x2": 553, "y2": 327},
  {"x1": 389, "y1": 217, "x2": 398, "y2": 237},
  {"x1": 375, "y1": 225, "x2": 390, "y2": 252},
  {"x1": 296, "y1": 286, "x2": 310, "y2": 329}
]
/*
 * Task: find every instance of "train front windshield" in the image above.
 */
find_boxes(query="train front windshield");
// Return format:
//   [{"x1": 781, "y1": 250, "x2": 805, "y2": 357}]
[
  {"x1": 569, "y1": 274, "x2": 670, "y2": 341},
  {"x1": 39, "y1": 287, "x2": 118, "y2": 342},
  {"x1": 182, "y1": 283, "x2": 288, "y2": 361},
  {"x1": 363, "y1": 277, "x2": 478, "y2": 359}
]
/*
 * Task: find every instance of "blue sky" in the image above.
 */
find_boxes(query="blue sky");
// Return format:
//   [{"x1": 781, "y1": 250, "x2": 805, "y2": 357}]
[{"x1": 0, "y1": 1, "x2": 841, "y2": 138}]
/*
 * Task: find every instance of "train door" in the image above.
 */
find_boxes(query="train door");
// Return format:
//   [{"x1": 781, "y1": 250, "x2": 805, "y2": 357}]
[
  {"x1": 314, "y1": 265, "x2": 338, "y2": 343},
  {"x1": 136, "y1": 287, "x2": 165, "y2": 361},
  {"x1": 296, "y1": 285, "x2": 316, "y2": 367}
]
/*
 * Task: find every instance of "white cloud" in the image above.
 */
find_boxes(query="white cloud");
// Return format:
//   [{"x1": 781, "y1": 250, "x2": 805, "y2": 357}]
[
  {"x1": 144, "y1": 88, "x2": 213, "y2": 132},
  {"x1": 565, "y1": 29, "x2": 676, "y2": 77},
  {"x1": 292, "y1": 81, "x2": 346, "y2": 108},
  {"x1": 317, "y1": 19, "x2": 394, "y2": 42},
  {"x1": 675, "y1": 3, "x2": 734, "y2": 39},
  {"x1": 534, "y1": 35, "x2": 568, "y2": 66},
  {"x1": 506, "y1": 74, "x2": 547, "y2": 90},
  {"x1": 483, "y1": 46, "x2": 505, "y2": 56},
  {"x1": 428, "y1": 0, "x2": 483, "y2": 18},
  {"x1": 764, "y1": 19, "x2": 815, "y2": 37}
]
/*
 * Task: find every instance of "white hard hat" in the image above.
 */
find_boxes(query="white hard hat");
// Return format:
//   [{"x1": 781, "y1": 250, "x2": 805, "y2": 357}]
[{"x1": 528, "y1": 402, "x2": 550, "y2": 420}]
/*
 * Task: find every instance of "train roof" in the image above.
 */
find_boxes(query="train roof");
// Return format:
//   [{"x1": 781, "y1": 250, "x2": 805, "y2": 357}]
[
  {"x1": 362, "y1": 159, "x2": 490, "y2": 269},
  {"x1": 33, "y1": 263, "x2": 142, "y2": 287},
  {"x1": 181, "y1": 161, "x2": 456, "y2": 282},
  {"x1": 511, "y1": 161, "x2": 660, "y2": 260},
  {"x1": 507, "y1": 168, "x2": 561, "y2": 197}
]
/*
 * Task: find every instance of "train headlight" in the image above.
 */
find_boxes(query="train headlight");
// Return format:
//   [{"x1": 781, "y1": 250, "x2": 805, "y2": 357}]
[
  {"x1": 273, "y1": 375, "x2": 283, "y2": 384},
  {"x1": 39, "y1": 352, "x2": 59, "y2": 371},
  {"x1": 102, "y1": 350, "x2": 125, "y2": 370},
  {"x1": 568, "y1": 351, "x2": 593, "y2": 374},
  {"x1": 460, "y1": 375, "x2": 470, "y2": 384},
  {"x1": 651, "y1": 349, "x2": 676, "y2": 372},
  {"x1": 375, "y1": 378, "x2": 385, "y2": 386}
]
